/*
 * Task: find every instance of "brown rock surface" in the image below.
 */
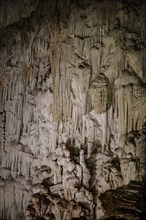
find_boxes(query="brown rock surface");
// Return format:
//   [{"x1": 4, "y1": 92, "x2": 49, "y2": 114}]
[{"x1": 99, "y1": 180, "x2": 146, "y2": 220}]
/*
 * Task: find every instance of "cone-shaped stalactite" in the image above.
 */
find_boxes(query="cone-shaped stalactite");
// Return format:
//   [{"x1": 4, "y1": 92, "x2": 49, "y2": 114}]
[{"x1": 0, "y1": 0, "x2": 146, "y2": 219}]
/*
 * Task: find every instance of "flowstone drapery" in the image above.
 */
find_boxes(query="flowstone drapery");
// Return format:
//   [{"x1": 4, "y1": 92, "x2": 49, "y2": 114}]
[{"x1": 0, "y1": 0, "x2": 146, "y2": 219}]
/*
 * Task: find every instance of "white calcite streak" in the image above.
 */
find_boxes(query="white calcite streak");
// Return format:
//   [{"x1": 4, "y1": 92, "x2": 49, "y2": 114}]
[{"x1": 0, "y1": 0, "x2": 146, "y2": 219}]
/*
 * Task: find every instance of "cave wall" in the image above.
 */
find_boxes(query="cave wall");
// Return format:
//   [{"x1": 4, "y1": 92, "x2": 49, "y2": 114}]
[{"x1": 0, "y1": 0, "x2": 146, "y2": 219}]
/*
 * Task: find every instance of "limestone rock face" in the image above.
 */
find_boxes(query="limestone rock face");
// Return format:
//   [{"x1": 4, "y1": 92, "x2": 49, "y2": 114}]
[
  {"x1": 0, "y1": 0, "x2": 39, "y2": 28},
  {"x1": 0, "y1": 0, "x2": 146, "y2": 219},
  {"x1": 99, "y1": 181, "x2": 146, "y2": 220}
]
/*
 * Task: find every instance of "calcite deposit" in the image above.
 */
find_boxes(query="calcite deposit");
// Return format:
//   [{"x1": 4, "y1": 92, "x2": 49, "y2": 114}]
[{"x1": 0, "y1": 0, "x2": 146, "y2": 219}]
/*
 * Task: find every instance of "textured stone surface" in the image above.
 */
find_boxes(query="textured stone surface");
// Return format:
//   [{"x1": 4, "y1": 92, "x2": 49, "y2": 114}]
[
  {"x1": 0, "y1": 0, "x2": 39, "y2": 28},
  {"x1": 99, "y1": 181, "x2": 146, "y2": 220},
  {"x1": 0, "y1": 0, "x2": 146, "y2": 219}
]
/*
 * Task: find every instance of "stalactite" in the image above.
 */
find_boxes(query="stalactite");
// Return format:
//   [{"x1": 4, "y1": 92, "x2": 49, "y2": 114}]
[{"x1": 0, "y1": 0, "x2": 146, "y2": 219}]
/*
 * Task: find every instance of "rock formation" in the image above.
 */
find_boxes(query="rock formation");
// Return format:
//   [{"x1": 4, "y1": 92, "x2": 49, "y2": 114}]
[{"x1": 0, "y1": 0, "x2": 146, "y2": 219}]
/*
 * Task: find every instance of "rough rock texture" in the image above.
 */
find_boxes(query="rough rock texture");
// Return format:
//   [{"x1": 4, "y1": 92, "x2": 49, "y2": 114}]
[
  {"x1": 0, "y1": 0, "x2": 146, "y2": 219},
  {"x1": 99, "y1": 181, "x2": 146, "y2": 220}
]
